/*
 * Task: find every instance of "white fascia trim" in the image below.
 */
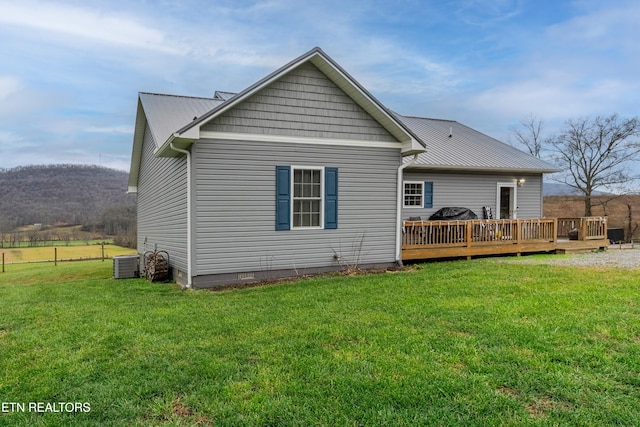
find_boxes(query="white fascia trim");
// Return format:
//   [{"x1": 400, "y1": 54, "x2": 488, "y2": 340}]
[
  {"x1": 179, "y1": 127, "x2": 200, "y2": 140},
  {"x1": 401, "y1": 139, "x2": 426, "y2": 155},
  {"x1": 127, "y1": 186, "x2": 138, "y2": 194},
  {"x1": 200, "y1": 131, "x2": 404, "y2": 151}
]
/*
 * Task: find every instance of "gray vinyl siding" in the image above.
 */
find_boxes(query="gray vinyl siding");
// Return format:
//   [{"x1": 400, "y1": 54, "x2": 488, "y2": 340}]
[
  {"x1": 136, "y1": 123, "x2": 188, "y2": 272},
  {"x1": 193, "y1": 140, "x2": 401, "y2": 276},
  {"x1": 402, "y1": 171, "x2": 543, "y2": 220},
  {"x1": 202, "y1": 62, "x2": 396, "y2": 142}
]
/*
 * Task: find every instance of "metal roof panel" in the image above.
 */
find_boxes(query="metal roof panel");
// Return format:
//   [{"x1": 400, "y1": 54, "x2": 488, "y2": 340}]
[
  {"x1": 139, "y1": 92, "x2": 224, "y2": 151},
  {"x1": 396, "y1": 115, "x2": 560, "y2": 173}
]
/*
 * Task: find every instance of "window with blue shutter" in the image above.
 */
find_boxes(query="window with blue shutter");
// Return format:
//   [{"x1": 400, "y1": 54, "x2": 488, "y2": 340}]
[
  {"x1": 403, "y1": 181, "x2": 434, "y2": 208},
  {"x1": 275, "y1": 166, "x2": 338, "y2": 230}
]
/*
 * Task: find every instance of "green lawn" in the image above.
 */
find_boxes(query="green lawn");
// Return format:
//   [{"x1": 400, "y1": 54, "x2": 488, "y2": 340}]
[{"x1": 0, "y1": 258, "x2": 639, "y2": 426}]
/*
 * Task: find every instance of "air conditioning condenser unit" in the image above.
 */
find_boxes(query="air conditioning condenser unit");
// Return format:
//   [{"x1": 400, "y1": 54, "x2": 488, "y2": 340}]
[{"x1": 113, "y1": 255, "x2": 139, "y2": 279}]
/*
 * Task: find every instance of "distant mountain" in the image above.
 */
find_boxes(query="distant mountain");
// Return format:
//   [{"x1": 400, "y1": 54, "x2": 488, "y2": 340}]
[
  {"x1": 0, "y1": 164, "x2": 134, "y2": 229},
  {"x1": 543, "y1": 182, "x2": 611, "y2": 196},
  {"x1": 543, "y1": 182, "x2": 580, "y2": 196}
]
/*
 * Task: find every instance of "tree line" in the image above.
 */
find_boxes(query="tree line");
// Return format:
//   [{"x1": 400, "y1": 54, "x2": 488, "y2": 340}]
[{"x1": 0, "y1": 164, "x2": 136, "y2": 248}]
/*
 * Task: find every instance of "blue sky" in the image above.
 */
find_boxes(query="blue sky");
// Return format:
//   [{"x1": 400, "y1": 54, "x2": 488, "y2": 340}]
[{"x1": 0, "y1": 0, "x2": 638, "y2": 171}]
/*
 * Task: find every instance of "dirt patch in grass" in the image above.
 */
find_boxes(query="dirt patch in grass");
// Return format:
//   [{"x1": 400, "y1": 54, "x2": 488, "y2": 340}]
[
  {"x1": 171, "y1": 400, "x2": 193, "y2": 417},
  {"x1": 497, "y1": 385, "x2": 520, "y2": 399},
  {"x1": 144, "y1": 396, "x2": 213, "y2": 426},
  {"x1": 496, "y1": 387, "x2": 574, "y2": 419},
  {"x1": 526, "y1": 396, "x2": 574, "y2": 419}
]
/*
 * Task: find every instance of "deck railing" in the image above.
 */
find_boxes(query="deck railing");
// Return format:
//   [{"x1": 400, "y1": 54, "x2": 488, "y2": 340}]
[
  {"x1": 402, "y1": 217, "x2": 608, "y2": 261},
  {"x1": 402, "y1": 218, "x2": 557, "y2": 249},
  {"x1": 557, "y1": 217, "x2": 607, "y2": 240}
]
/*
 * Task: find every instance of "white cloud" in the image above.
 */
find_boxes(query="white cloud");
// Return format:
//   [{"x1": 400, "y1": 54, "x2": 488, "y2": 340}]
[
  {"x1": 546, "y1": 2, "x2": 640, "y2": 52},
  {"x1": 85, "y1": 125, "x2": 132, "y2": 135},
  {"x1": 0, "y1": 130, "x2": 23, "y2": 143},
  {"x1": 456, "y1": 1, "x2": 640, "y2": 130},
  {"x1": 0, "y1": 76, "x2": 23, "y2": 100},
  {"x1": 453, "y1": 0, "x2": 524, "y2": 26},
  {"x1": 0, "y1": 0, "x2": 184, "y2": 54},
  {"x1": 469, "y1": 78, "x2": 620, "y2": 120},
  {"x1": 0, "y1": 75, "x2": 64, "y2": 120}
]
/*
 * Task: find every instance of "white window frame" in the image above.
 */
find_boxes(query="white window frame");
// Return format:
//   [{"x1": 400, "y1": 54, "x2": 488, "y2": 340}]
[
  {"x1": 403, "y1": 181, "x2": 424, "y2": 208},
  {"x1": 291, "y1": 166, "x2": 325, "y2": 229}
]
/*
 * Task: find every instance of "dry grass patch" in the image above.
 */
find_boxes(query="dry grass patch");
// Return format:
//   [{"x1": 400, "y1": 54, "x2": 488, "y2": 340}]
[
  {"x1": 1, "y1": 244, "x2": 135, "y2": 263},
  {"x1": 526, "y1": 396, "x2": 575, "y2": 419}
]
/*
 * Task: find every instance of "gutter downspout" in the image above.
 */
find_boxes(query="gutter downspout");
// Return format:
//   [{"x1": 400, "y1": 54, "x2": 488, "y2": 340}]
[
  {"x1": 170, "y1": 141, "x2": 193, "y2": 289},
  {"x1": 396, "y1": 154, "x2": 419, "y2": 266}
]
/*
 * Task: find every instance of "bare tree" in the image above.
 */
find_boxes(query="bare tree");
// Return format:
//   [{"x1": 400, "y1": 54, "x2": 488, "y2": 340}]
[
  {"x1": 510, "y1": 114, "x2": 547, "y2": 158},
  {"x1": 551, "y1": 114, "x2": 640, "y2": 216}
]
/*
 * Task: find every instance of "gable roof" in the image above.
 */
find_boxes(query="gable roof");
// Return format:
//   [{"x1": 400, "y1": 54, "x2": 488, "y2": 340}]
[
  {"x1": 128, "y1": 93, "x2": 225, "y2": 191},
  {"x1": 155, "y1": 47, "x2": 425, "y2": 157},
  {"x1": 141, "y1": 93, "x2": 225, "y2": 150},
  {"x1": 128, "y1": 47, "x2": 559, "y2": 192},
  {"x1": 396, "y1": 115, "x2": 560, "y2": 173}
]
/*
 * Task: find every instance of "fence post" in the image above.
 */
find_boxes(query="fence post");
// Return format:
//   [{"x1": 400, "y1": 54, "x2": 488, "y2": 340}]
[
  {"x1": 102, "y1": 243, "x2": 105, "y2": 261},
  {"x1": 2, "y1": 252, "x2": 4, "y2": 273},
  {"x1": 54, "y1": 247, "x2": 57, "y2": 266}
]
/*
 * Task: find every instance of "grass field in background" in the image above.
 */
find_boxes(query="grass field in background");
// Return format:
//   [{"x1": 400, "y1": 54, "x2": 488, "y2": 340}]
[
  {"x1": 1, "y1": 258, "x2": 639, "y2": 426},
  {"x1": 0, "y1": 244, "x2": 136, "y2": 263},
  {"x1": 0, "y1": 239, "x2": 114, "y2": 248}
]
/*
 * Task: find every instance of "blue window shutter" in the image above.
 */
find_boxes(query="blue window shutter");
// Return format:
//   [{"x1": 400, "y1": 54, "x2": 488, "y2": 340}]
[
  {"x1": 424, "y1": 181, "x2": 433, "y2": 208},
  {"x1": 275, "y1": 166, "x2": 290, "y2": 230},
  {"x1": 324, "y1": 167, "x2": 338, "y2": 229}
]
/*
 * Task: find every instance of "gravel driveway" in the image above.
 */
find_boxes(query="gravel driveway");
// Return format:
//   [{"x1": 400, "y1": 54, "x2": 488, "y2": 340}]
[{"x1": 500, "y1": 245, "x2": 640, "y2": 269}]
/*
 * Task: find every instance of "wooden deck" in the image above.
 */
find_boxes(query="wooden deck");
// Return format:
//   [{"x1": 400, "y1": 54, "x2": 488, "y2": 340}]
[
  {"x1": 555, "y1": 239, "x2": 609, "y2": 254},
  {"x1": 402, "y1": 217, "x2": 608, "y2": 261},
  {"x1": 555, "y1": 217, "x2": 609, "y2": 254}
]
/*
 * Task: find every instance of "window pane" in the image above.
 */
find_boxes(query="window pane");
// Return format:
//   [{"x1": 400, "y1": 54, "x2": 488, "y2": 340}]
[
  {"x1": 292, "y1": 199, "x2": 321, "y2": 227},
  {"x1": 293, "y1": 170, "x2": 302, "y2": 197},
  {"x1": 311, "y1": 171, "x2": 321, "y2": 197},
  {"x1": 292, "y1": 168, "x2": 322, "y2": 227},
  {"x1": 404, "y1": 183, "x2": 423, "y2": 207},
  {"x1": 293, "y1": 200, "x2": 302, "y2": 227},
  {"x1": 311, "y1": 200, "x2": 320, "y2": 216}
]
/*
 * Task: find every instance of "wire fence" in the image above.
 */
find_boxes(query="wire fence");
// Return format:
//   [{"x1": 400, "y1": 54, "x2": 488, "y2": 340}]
[{"x1": 1, "y1": 244, "x2": 135, "y2": 272}]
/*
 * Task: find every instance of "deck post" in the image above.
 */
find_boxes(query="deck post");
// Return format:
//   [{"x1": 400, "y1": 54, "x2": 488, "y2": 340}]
[
  {"x1": 465, "y1": 222, "x2": 472, "y2": 259},
  {"x1": 465, "y1": 221, "x2": 472, "y2": 247},
  {"x1": 516, "y1": 219, "x2": 521, "y2": 256}
]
